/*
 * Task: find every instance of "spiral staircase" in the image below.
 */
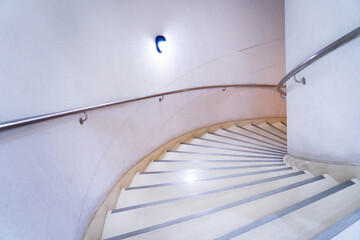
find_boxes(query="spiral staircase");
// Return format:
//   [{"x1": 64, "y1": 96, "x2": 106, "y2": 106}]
[{"x1": 100, "y1": 120, "x2": 360, "y2": 239}]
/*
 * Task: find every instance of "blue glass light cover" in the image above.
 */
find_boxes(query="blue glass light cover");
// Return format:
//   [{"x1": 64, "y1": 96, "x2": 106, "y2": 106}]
[{"x1": 155, "y1": 35, "x2": 166, "y2": 53}]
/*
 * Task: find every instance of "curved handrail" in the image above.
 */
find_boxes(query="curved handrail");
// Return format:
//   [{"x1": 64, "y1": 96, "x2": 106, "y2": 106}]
[
  {"x1": 0, "y1": 84, "x2": 280, "y2": 131},
  {"x1": 277, "y1": 26, "x2": 360, "y2": 96}
]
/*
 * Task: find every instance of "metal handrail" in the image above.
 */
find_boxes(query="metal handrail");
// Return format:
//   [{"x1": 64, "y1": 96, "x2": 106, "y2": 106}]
[
  {"x1": 277, "y1": 26, "x2": 360, "y2": 96},
  {"x1": 0, "y1": 84, "x2": 280, "y2": 131}
]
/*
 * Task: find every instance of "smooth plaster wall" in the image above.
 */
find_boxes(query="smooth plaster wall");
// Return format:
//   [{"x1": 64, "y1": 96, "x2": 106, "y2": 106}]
[
  {"x1": 0, "y1": 0, "x2": 285, "y2": 239},
  {"x1": 285, "y1": 0, "x2": 360, "y2": 164},
  {"x1": 0, "y1": 0, "x2": 284, "y2": 122}
]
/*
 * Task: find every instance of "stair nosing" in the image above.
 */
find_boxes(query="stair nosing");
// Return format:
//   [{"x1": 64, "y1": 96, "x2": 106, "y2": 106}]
[{"x1": 312, "y1": 207, "x2": 360, "y2": 240}]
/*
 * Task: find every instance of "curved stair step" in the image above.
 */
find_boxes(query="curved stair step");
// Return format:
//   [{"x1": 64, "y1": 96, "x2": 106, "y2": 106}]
[
  {"x1": 255, "y1": 122, "x2": 287, "y2": 139},
  {"x1": 174, "y1": 143, "x2": 284, "y2": 157},
  {"x1": 215, "y1": 128, "x2": 287, "y2": 151},
  {"x1": 241, "y1": 124, "x2": 287, "y2": 143},
  {"x1": 115, "y1": 171, "x2": 310, "y2": 211},
  {"x1": 116, "y1": 168, "x2": 300, "y2": 209},
  {"x1": 188, "y1": 137, "x2": 285, "y2": 155},
  {"x1": 145, "y1": 160, "x2": 286, "y2": 172},
  {"x1": 135, "y1": 164, "x2": 289, "y2": 185},
  {"x1": 102, "y1": 175, "x2": 337, "y2": 239},
  {"x1": 158, "y1": 151, "x2": 283, "y2": 161},
  {"x1": 272, "y1": 121, "x2": 287, "y2": 133},
  {"x1": 131, "y1": 164, "x2": 292, "y2": 187},
  {"x1": 228, "y1": 180, "x2": 360, "y2": 240},
  {"x1": 331, "y1": 209, "x2": 360, "y2": 240},
  {"x1": 199, "y1": 132, "x2": 286, "y2": 153},
  {"x1": 226, "y1": 126, "x2": 287, "y2": 147}
]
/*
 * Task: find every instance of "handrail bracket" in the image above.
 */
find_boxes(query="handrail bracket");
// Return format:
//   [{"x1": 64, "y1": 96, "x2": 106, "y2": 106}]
[
  {"x1": 159, "y1": 95, "x2": 164, "y2": 102},
  {"x1": 294, "y1": 75, "x2": 306, "y2": 85},
  {"x1": 79, "y1": 112, "x2": 88, "y2": 125}
]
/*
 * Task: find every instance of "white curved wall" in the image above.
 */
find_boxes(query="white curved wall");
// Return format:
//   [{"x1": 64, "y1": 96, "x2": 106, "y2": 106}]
[
  {"x1": 0, "y1": 0, "x2": 284, "y2": 122},
  {"x1": 285, "y1": 0, "x2": 360, "y2": 164},
  {"x1": 0, "y1": 1, "x2": 285, "y2": 239}
]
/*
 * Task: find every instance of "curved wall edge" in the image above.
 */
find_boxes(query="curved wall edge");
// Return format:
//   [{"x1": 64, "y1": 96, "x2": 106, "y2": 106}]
[
  {"x1": 287, "y1": 153, "x2": 360, "y2": 167},
  {"x1": 285, "y1": 154, "x2": 360, "y2": 183}
]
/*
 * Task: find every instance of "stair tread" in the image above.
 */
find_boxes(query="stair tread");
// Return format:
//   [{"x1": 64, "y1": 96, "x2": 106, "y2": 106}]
[
  {"x1": 106, "y1": 173, "x2": 318, "y2": 239},
  {"x1": 130, "y1": 163, "x2": 290, "y2": 187},
  {"x1": 173, "y1": 143, "x2": 284, "y2": 157},
  {"x1": 235, "y1": 180, "x2": 360, "y2": 240},
  {"x1": 199, "y1": 132, "x2": 286, "y2": 153},
  {"x1": 116, "y1": 168, "x2": 300, "y2": 209},
  {"x1": 103, "y1": 175, "x2": 337, "y2": 239},
  {"x1": 214, "y1": 128, "x2": 287, "y2": 151},
  {"x1": 158, "y1": 151, "x2": 283, "y2": 162},
  {"x1": 331, "y1": 215, "x2": 360, "y2": 240},
  {"x1": 132, "y1": 164, "x2": 289, "y2": 186},
  {"x1": 114, "y1": 172, "x2": 311, "y2": 210},
  {"x1": 242, "y1": 124, "x2": 287, "y2": 144},
  {"x1": 314, "y1": 207, "x2": 360, "y2": 240},
  {"x1": 145, "y1": 161, "x2": 286, "y2": 172},
  {"x1": 187, "y1": 138, "x2": 285, "y2": 155},
  {"x1": 257, "y1": 122, "x2": 287, "y2": 139},
  {"x1": 223, "y1": 126, "x2": 286, "y2": 148},
  {"x1": 227, "y1": 125, "x2": 286, "y2": 147},
  {"x1": 272, "y1": 121, "x2": 287, "y2": 133}
]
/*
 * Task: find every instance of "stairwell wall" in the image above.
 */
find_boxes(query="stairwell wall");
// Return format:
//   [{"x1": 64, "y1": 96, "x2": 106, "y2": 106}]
[
  {"x1": 285, "y1": 0, "x2": 360, "y2": 165},
  {"x1": 0, "y1": 1, "x2": 285, "y2": 239}
]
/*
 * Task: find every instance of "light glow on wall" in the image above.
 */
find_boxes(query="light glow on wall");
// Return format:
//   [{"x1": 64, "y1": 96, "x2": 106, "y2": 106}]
[{"x1": 145, "y1": 33, "x2": 175, "y2": 70}]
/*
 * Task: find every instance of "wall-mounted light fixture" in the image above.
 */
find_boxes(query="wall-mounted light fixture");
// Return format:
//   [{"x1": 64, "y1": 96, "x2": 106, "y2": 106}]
[{"x1": 155, "y1": 35, "x2": 166, "y2": 53}]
